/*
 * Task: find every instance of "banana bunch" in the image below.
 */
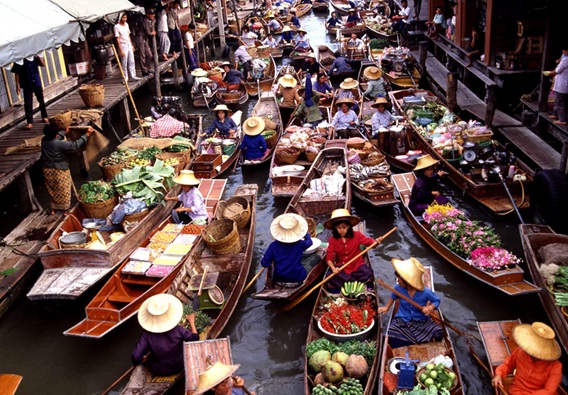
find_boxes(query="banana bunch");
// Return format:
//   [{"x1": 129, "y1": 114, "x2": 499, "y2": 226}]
[
  {"x1": 341, "y1": 281, "x2": 366, "y2": 299},
  {"x1": 338, "y1": 378, "x2": 364, "y2": 395},
  {"x1": 311, "y1": 384, "x2": 338, "y2": 395},
  {"x1": 164, "y1": 158, "x2": 180, "y2": 166}
]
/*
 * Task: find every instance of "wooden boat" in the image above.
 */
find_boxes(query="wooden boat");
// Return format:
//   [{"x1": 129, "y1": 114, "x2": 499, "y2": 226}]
[
  {"x1": 304, "y1": 232, "x2": 380, "y2": 395},
  {"x1": 169, "y1": 184, "x2": 257, "y2": 340},
  {"x1": 191, "y1": 111, "x2": 243, "y2": 179},
  {"x1": 365, "y1": 19, "x2": 397, "y2": 41},
  {"x1": 378, "y1": 266, "x2": 464, "y2": 395},
  {"x1": 0, "y1": 374, "x2": 22, "y2": 395},
  {"x1": 318, "y1": 45, "x2": 357, "y2": 81},
  {"x1": 340, "y1": 35, "x2": 368, "y2": 61},
  {"x1": 389, "y1": 89, "x2": 535, "y2": 215},
  {"x1": 243, "y1": 55, "x2": 276, "y2": 97},
  {"x1": 242, "y1": 91, "x2": 283, "y2": 166},
  {"x1": 312, "y1": 0, "x2": 329, "y2": 12},
  {"x1": 330, "y1": 0, "x2": 352, "y2": 15},
  {"x1": 477, "y1": 319, "x2": 568, "y2": 395},
  {"x1": 191, "y1": 78, "x2": 218, "y2": 108},
  {"x1": 290, "y1": 45, "x2": 315, "y2": 66},
  {"x1": 254, "y1": 147, "x2": 350, "y2": 300},
  {"x1": 391, "y1": 172, "x2": 541, "y2": 296},
  {"x1": 520, "y1": 223, "x2": 568, "y2": 353},
  {"x1": 63, "y1": 179, "x2": 227, "y2": 338},
  {"x1": 381, "y1": 58, "x2": 422, "y2": 90},
  {"x1": 183, "y1": 338, "x2": 235, "y2": 394},
  {"x1": 215, "y1": 85, "x2": 249, "y2": 110},
  {"x1": 256, "y1": 39, "x2": 284, "y2": 58}
]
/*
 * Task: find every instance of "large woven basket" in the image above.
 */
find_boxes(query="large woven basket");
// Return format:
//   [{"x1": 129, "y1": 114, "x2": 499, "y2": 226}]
[
  {"x1": 49, "y1": 110, "x2": 72, "y2": 130},
  {"x1": 306, "y1": 217, "x2": 317, "y2": 237},
  {"x1": 202, "y1": 219, "x2": 242, "y2": 255},
  {"x1": 306, "y1": 151, "x2": 319, "y2": 163},
  {"x1": 155, "y1": 152, "x2": 188, "y2": 174},
  {"x1": 263, "y1": 130, "x2": 278, "y2": 149},
  {"x1": 276, "y1": 148, "x2": 301, "y2": 165},
  {"x1": 122, "y1": 208, "x2": 149, "y2": 229},
  {"x1": 361, "y1": 156, "x2": 383, "y2": 167},
  {"x1": 79, "y1": 194, "x2": 118, "y2": 219},
  {"x1": 98, "y1": 160, "x2": 126, "y2": 181},
  {"x1": 263, "y1": 117, "x2": 277, "y2": 130},
  {"x1": 216, "y1": 196, "x2": 251, "y2": 229},
  {"x1": 79, "y1": 84, "x2": 105, "y2": 108}
]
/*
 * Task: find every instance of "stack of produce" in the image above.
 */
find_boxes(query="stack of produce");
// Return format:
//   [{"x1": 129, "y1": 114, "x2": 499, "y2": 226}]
[
  {"x1": 78, "y1": 180, "x2": 115, "y2": 204},
  {"x1": 100, "y1": 149, "x2": 137, "y2": 167},
  {"x1": 416, "y1": 363, "x2": 457, "y2": 391},
  {"x1": 112, "y1": 159, "x2": 176, "y2": 205},
  {"x1": 539, "y1": 261, "x2": 568, "y2": 308}
]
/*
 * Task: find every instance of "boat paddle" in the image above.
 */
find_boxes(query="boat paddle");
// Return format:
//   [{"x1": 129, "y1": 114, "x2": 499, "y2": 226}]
[
  {"x1": 101, "y1": 354, "x2": 149, "y2": 395},
  {"x1": 280, "y1": 227, "x2": 397, "y2": 312},
  {"x1": 243, "y1": 267, "x2": 266, "y2": 293},
  {"x1": 469, "y1": 347, "x2": 510, "y2": 395}
]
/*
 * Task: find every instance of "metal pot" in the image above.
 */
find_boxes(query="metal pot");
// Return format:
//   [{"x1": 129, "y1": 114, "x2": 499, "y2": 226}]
[{"x1": 60, "y1": 231, "x2": 88, "y2": 245}]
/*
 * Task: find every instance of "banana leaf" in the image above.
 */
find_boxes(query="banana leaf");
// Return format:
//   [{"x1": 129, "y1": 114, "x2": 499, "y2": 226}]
[{"x1": 112, "y1": 159, "x2": 175, "y2": 205}]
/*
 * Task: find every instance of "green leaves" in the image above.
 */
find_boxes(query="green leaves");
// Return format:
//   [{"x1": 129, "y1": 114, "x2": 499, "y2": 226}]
[
  {"x1": 78, "y1": 180, "x2": 115, "y2": 203},
  {"x1": 112, "y1": 159, "x2": 175, "y2": 206}
]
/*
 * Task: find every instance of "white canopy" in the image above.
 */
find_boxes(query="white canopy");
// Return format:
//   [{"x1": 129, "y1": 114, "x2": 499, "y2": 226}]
[{"x1": 51, "y1": 0, "x2": 140, "y2": 24}]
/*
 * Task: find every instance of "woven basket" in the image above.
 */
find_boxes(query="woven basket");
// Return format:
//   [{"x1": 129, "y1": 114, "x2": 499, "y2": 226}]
[
  {"x1": 306, "y1": 151, "x2": 319, "y2": 163},
  {"x1": 306, "y1": 217, "x2": 317, "y2": 237},
  {"x1": 122, "y1": 208, "x2": 149, "y2": 228},
  {"x1": 79, "y1": 84, "x2": 105, "y2": 108},
  {"x1": 216, "y1": 196, "x2": 251, "y2": 229},
  {"x1": 263, "y1": 131, "x2": 278, "y2": 149},
  {"x1": 79, "y1": 194, "x2": 118, "y2": 219},
  {"x1": 263, "y1": 117, "x2": 277, "y2": 130},
  {"x1": 276, "y1": 148, "x2": 301, "y2": 165},
  {"x1": 346, "y1": 141, "x2": 365, "y2": 150},
  {"x1": 49, "y1": 110, "x2": 72, "y2": 130},
  {"x1": 355, "y1": 150, "x2": 369, "y2": 160},
  {"x1": 202, "y1": 219, "x2": 242, "y2": 255},
  {"x1": 155, "y1": 152, "x2": 188, "y2": 174},
  {"x1": 361, "y1": 156, "x2": 383, "y2": 166},
  {"x1": 98, "y1": 160, "x2": 126, "y2": 181}
]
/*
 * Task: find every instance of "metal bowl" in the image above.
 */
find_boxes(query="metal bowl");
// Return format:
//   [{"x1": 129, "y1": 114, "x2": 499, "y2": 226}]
[{"x1": 60, "y1": 231, "x2": 87, "y2": 245}]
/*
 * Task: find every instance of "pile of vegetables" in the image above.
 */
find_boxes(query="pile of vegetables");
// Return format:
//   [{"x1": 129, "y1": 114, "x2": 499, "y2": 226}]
[
  {"x1": 137, "y1": 146, "x2": 163, "y2": 161},
  {"x1": 306, "y1": 338, "x2": 376, "y2": 368},
  {"x1": 167, "y1": 135, "x2": 193, "y2": 153},
  {"x1": 539, "y1": 263, "x2": 568, "y2": 307},
  {"x1": 396, "y1": 385, "x2": 451, "y2": 395},
  {"x1": 101, "y1": 149, "x2": 137, "y2": 166},
  {"x1": 417, "y1": 363, "x2": 456, "y2": 391},
  {"x1": 78, "y1": 180, "x2": 115, "y2": 203},
  {"x1": 112, "y1": 159, "x2": 175, "y2": 205},
  {"x1": 369, "y1": 38, "x2": 390, "y2": 51},
  {"x1": 181, "y1": 304, "x2": 211, "y2": 334}
]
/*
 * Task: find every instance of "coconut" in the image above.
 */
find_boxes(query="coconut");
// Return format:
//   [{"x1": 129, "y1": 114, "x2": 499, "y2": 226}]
[
  {"x1": 331, "y1": 351, "x2": 349, "y2": 366},
  {"x1": 309, "y1": 350, "x2": 331, "y2": 373},
  {"x1": 323, "y1": 360, "x2": 344, "y2": 383},
  {"x1": 314, "y1": 373, "x2": 325, "y2": 386},
  {"x1": 345, "y1": 355, "x2": 368, "y2": 379}
]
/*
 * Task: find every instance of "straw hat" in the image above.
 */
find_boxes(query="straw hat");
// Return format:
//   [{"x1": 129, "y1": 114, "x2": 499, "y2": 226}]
[
  {"x1": 297, "y1": 28, "x2": 308, "y2": 34},
  {"x1": 304, "y1": 52, "x2": 316, "y2": 59},
  {"x1": 194, "y1": 362, "x2": 241, "y2": 394},
  {"x1": 335, "y1": 97, "x2": 355, "y2": 107},
  {"x1": 265, "y1": 11, "x2": 275, "y2": 18},
  {"x1": 339, "y1": 78, "x2": 359, "y2": 89},
  {"x1": 173, "y1": 170, "x2": 201, "y2": 186},
  {"x1": 212, "y1": 104, "x2": 231, "y2": 113},
  {"x1": 512, "y1": 322, "x2": 561, "y2": 361},
  {"x1": 195, "y1": 76, "x2": 211, "y2": 84},
  {"x1": 363, "y1": 66, "x2": 383, "y2": 80},
  {"x1": 392, "y1": 257, "x2": 425, "y2": 291},
  {"x1": 270, "y1": 213, "x2": 308, "y2": 243},
  {"x1": 243, "y1": 117, "x2": 266, "y2": 136},
  {"x1": 221, "y1": 61, "x2": 233, "y2": 68},
  {"x1": 371, "y1": 97, "x2": 390, "y2": 108},
  {"x1": 191, "y1": 68, "x2": 208, "y2": 77},
  {"x1": 323, "y1": 208, "x2": 361, "y2": 229},
  {"x1": 414, "y1": 154, "x2": 439, "y2": 171},
  {"x1": 138, "y1": 294, "x2": 183, "y2": 333},
  {"x1": 281, "y1": 25, "x2": 293, "y2": 33},
  {"x1": 278, "y1": 74, "x2": 298, "y2": 88}
]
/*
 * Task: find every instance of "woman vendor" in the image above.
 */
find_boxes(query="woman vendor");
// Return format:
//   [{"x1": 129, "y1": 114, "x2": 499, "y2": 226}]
[
  {"x1": 331, "y1": 98, "x2": 359, "y2": 138},
  {"x1": 281, "y1": 25, "x2": 294, "y2": 45},
  {"x1": 325, "y1": 209, "x2": 378, "y2": 290},
  {"x1": 240, "y1": 117, "x2": 268, "y2": 162},
  {"x1": 132, "y1": 294, "x2": 199, "y2": 376},
  {"x1": 362, "y1": 66, "x2": 387, "y2": 99},
  {"x1": 370, "y1": 97, "x2": 401, "y2": 138},
  {"x1": 40, "y1": 124, "x2": 94, "y2": 215},
  {"x1": 492, "y1": 322, "x2": 562, "y2": 395},
  {"x1": 165, "y1": 170, "x2": 208, "y2": 224},
  {"x1": 408, "y1": 154, "x2": 448, "y2": 216},
  {"x1": 203, "y1": 104, "x2": 238, "y2": 138},
  {"x1": 377, "y1": 257, "x2": 443, "y2": 348},
  {"x1": 326, "y1": 12, "x2": 342, "y2": 30},
  {"x1": 276, "y1": 74, "x2": 301, "y2": 108},
  {"x1": 295, "y1": 28, "x2": 310, "y2": 52},
  {"x1": 194, "y1": 361, "x2": 256, "y2": 395},
  {"x1": 261, "y1": 213, "x2": 313, "y2": 284},
  {"x1": 313, "y1": 72, "x2": 334, "y2": 100}
]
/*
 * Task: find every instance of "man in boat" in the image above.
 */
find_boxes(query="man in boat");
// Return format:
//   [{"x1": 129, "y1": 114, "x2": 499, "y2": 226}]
[
  {"x1": 265, "y1": 13, "x2": 282, "y2": 33},
  {"x1": 262, "y1": 32, "x2": 278, "y2": 48},
  {"x1": 331, "y1": 98, "x2": 359, "y2": 138},
  {"x1": 240, "y1": 26, "x2": 258, "y2": 47},
  {"x1": 165, "y1": 170, "x2": 209, "y2": 224},
  {"x1": 301, "y1": 53, "x2": 320, "y2": 78},
  {"x1": 221, "y1": 61, "x2": 245, "y2": 90},
  {"x1": 329, "y1": 54, "x2": 354, "y2": 76},
  {"x1": 346, "y1": 33, "x2": 365, "y2": 50},
  {"x1": 492, "y1": 322, "x2": 562, "y2": 395},
  {"x1": 232, "y1": 42, "x2": 253, "y2": 80},
  {"x1": 131, "y1": 294, "x2": 199, "y2": 377},
  {"x1": 362, "y1": 66, "x2": 387, "y2": 99},
  {"x1": 194, "y1": 361, "x2": 256, "y2": 395},
  {"x1": 261, "y1": 214, "x2": 313, "y2": 285},
  {"x1": 392, "y1": 0, "x2": 412, "y2": 44},
  {"x1": 408, "y1": 155, "x2": 449, "y2": 216},
  {"x1": 345, "y1": 9, "x2": 361, "y2": 28},
  {"x1": 377, "y1": 257, "x2": 444, "y2": 348},
  {"x1": 281, "y1": 25, "x2": 295, "y2": 45},
  {"x1": 326, "y1": 12, "x2": 343, "y2": 30},
  {"x1": 289, "y1": 9, "x2": 301, "y2": 28}
]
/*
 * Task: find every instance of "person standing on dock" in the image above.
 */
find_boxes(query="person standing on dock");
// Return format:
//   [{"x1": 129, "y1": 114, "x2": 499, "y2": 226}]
[
  {"x1": 136, "y1": 9, "x2": 156, "y2": 76},
  {"x1": 157, "y1": 6, "x2": 171, "y2": 61},
  {"x1": 167, "y1": 2, "x2": 182, "y2": 57},
  {"x1": 114, "y1": 13, "x2": 140, "y2": 82},
  {"x1": 546, "y1": 46, "x2": 568, "y2": 126},
  {"x1": 11, "y1": 56, "x2": 49, "y2": 129}
]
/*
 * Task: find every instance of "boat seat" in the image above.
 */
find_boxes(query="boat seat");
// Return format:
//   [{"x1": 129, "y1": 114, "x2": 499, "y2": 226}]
[{"x1": 108, "y1": 293, "x2": 135, "y2": 303}]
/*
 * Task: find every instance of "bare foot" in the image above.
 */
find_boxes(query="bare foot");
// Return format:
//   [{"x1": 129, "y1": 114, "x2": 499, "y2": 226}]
[
  {"x1": 162, "y1": 55, "x2": 169, "y2": 61},
  {"x1": 25, "y1": 123, "x2": 33, "y2": 129},
  {"x1": 42, "y1": 117, "x2": 49, "y2": 123},
  {"x1": 553, "y1": 120, "x2": 567, "y2": 125},
  {"x1": 550, "y1": 114, "x2": 558, "y2": 119}
]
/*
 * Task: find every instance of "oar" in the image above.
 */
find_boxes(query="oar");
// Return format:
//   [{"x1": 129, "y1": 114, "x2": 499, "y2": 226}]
[
  {"x1": 198, "y1": 266, "x2": 209, "y2": 296},
  {"x1": 280, "y1": 227, "x2": 397, "y2": 312},
  {"x1": 101, "y1": 354, "x2": 149, "y2": 395},
  {"x1": 469, "y1": 347, "x2": 510, "y2": 395},
  {"x1": 232, "y1": 377, "x2": 253, "y2": 395},
  {"x1": 243, "y1": 267, "x2": 266, "y2": 293}
]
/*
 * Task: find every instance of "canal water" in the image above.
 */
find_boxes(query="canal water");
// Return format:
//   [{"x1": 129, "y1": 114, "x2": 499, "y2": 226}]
[{"x1": 0, "y1": 10, "x2": 565, "y2": 395}]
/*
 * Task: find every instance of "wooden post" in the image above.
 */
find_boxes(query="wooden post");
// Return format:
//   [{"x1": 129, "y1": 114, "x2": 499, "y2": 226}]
[
  {"x1": 538, "y1": 0, "x2": 553, "y2": 113},
  {"x1": 485, "y1": 84, "x2": 496, "y2": 127},
  {"x1": 447, "y1": 71, "x2": 458, "y2": 112},
  {"x1": 172, "y1": 58, "x2": 180, "y2": 88},
  {"x1": 233, "y1": 0, "x2": 242, "y2": 36},
  {"x1": 418, "y1": 41, "x2": 428, "y2": 72},
  {"x1": 120, "y1": 98, "x2": 132, "y2": 134},
  {"x1": 151, "y1": 34, "x2": 162, "y2": 97},
  {"x1": 17, "y1": 172, "x2": 40, "y2": 213},
  {"x1": 217, "y1": 0, "x2": 227, "y2": 48}
]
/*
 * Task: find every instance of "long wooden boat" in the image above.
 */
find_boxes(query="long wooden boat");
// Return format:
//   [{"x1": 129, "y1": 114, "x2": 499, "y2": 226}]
[
  {"x1": 169, "y1": 184, "x2": 257, "y2": 340},
  {"x1": 290, "y1": 45, "x2": 315, "y2": 66},
  {"x1": 63, "y1": 179, "x2": 226, "y2": 338},
  {"x1": 304, "y1": 233, "x2": 380, "y2": 395},
  {"x1": 243, "y1": 55, "x2": 276, "y2": 97},
  {"x1": 254, "y1": 147, "x2": 350, "y2": 300},
  {"x1": 339, "y1": 35, "x2": 368, "y2": 62},
  {"x1": 215, "y1": 85, "x2": 249, "y2": 110},
  {"x1": 365, "y1": 20, "x2": 397, "y2": 41},
  {"x1": 0, "y1": 374, "x2": 22, "y2": 395},
  {"x1": 520, "y1": 224, "x2": 568, "y2": 353},
  {"x1": 330, "y1": 0, "x2": 352, "y2": 15},
  {"x1": 312, "y1": 0, "x2": 329, "y2": 12},
  {"x1": 191, "y1": 111, "x2": 243, "y2": 179},
  {"x1": 389, "y1": 89, "x2": 535, "y2": 214},
  {"x1": 242, "y1": 91, "x2": 283, "y2": 166},
  {"x1": 191, "y1": 78, "x2": 218, "y2": 108},
  {"x1": 477, "y1": 319, "x2": 568, "y2": 395},
  {"x1": 378, "y1": 266, "x2": 464, "y2": 395},
  {"x1": 318, "y1": 45, "x2": 357, "y2": 81},
  {"x1": 392, "y1": 172, "x2": 540, "y2": 296}
]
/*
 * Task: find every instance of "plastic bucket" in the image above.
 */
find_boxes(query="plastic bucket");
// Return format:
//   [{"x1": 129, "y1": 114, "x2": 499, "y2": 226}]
[{"x1": 222, "y1": 142, "x2": 237, "y2": 156}]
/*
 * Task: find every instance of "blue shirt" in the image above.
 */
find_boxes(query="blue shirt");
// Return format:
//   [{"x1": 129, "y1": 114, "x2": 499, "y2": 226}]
[
  {"x1": 327, "y1": 17, "x2": 342, "y2": 27},
  {"x1": 240, "y1": 134, "x2": 267, "y2": 160},
  {"x1": 291, "y1": 16, "x2": 300, "y2": 28},
  {"x1": 223, "y1": 68, "x2": 244, "y2": 85},
  {"x1": 282, "y1": 31, "x2": 294, "y2": 42},
  {"x1": 313, "y1": 80, "x2": 333, "y2": 94},
  {"x1": 206, "y1": 117, "x2": 238, "y2": 137},
  {"x1": 391, "y1": 284, "x2": 441, "y2": 322},
  {"x1": 331, "y1": 109, "x2": 358, "y2": 129},
  {"x1": 261, "y1": 233, "x2": 313, "y2": 282}
]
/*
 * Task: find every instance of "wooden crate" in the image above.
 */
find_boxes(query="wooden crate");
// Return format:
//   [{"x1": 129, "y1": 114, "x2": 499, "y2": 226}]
[{"x1": 193, "y1": 154, "x2": 222, "y2": 171}]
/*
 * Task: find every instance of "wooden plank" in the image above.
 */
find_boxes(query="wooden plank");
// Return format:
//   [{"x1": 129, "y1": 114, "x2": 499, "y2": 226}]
[{"x1": 0, "y1": 374, "x2": 23, "y2": 395}]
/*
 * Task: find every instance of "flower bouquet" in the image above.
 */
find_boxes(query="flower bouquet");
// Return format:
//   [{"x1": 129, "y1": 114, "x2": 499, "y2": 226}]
[{"x1": 469, "y1": 247, "x2": 521, "y2": 271}]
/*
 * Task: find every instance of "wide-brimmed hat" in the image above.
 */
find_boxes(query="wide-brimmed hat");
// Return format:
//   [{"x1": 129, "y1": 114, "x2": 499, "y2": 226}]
[
  {"x1": 335, "y1": 97, "x2": 355, "y2": 107},
  {"x1": 364, "y1": 66, "x2": 383, "y2": 80},
  {"x1": 323, "y1": 208, "x2": 361, "y2": 229},
  {"x1": 339, "y1": 78, "x2": 359, "y2": 89},
  {"x1": 265, "y1": 11, "x2": 275, "y2": 18},
  {"x1": 243, "y1": 117, "x2": 266, "y2": 136},
  {"x1": 414, "y1": 154, "x2": 439, "y2": 171},
  {"x1": 513, "y1": 322, "x2": 561, "y2": 361},
  {"x1": 297, "y1": 28, "x2": 307, "y2": 34},
  {"x1": 212, "y1": 104, "x2": 231, "y2": 113},
  {"x1": 194, "y1": 362, "x2": 241, "y2": 394},
  {"x1": 191, "y1": 68, "x2": 208, "y2": 77},
  {"x1": 278, "y1": 74, "x2": 298, "y2": 88},
  {"x1": 270, "y1": 213, "x2": 308, "y2": 243},
  {"x1": 173, "y1": 170, "x2": 201, "y2": 186},
  {"x1": 138, "y1": 294, "x2": 183, "y2": 333},
  {"x1": 304, "y1": 52, "x2": 316, "y2": 59},
  {"x1": 371, "y1": 97, "x2": 390, "y2": 108},
  {"x1": 392, "y1": 257, "x2": 425, "y2": 291},
  {"x1": 221, "y1": 61, "x2": 233, "y2": 68},
  {"x1": 281, "y1": 25, "x2": 293, "y2": 32}
]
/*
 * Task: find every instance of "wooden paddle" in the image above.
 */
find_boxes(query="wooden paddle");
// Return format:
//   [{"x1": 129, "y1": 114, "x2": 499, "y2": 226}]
[
  {"x1": 243, "y1": 267, "x2": 266, "y2": 293},
  {"x1": 469, "y1": 347, "x2": 510, "y2": 395},
  {"x1": 198, "y1": 266, "x2": 209, "y2": 296},
  {"x1": 101, "y1": 354, "x2": 149, "y2": 395},
  {"x1": 280, "y1": 226, "x2": 397, "y2": 312}
]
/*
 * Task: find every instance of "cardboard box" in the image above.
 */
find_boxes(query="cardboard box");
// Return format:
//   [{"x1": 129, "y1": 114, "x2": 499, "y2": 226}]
[{"x1": 68, "y1": 61, "x2": 90, "y2": 76}]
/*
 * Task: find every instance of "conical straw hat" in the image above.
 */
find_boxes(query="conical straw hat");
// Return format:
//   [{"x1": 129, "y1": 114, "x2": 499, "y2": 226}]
[
  {"x1": 339, "y1": 78, "x2": 359, "y2": 89},
  {"x1": 270, "y1": 213, "x2": 308, "y2": 243},
  {"x1": 194, "y1": 362, "x2": 241, "y2": 394},
  {"x1": 371, "y1": 97, "x2": 390, "y2": 108},
  {"x1": 191, "y1": 68, "x2": 208, "y2": 77},
  {"x1": 281, "y1": 25, "x2": 293, "y2": 33},
  {"x1": 212, "y1": 104, "x2": 231, "y2": 113},
  {"x1": 513, "y1": 322, "x2": 561, "y2": 361},
  {"x1": 138, "y1": 294, "x2": 183, "y2": 333},
  {"x1": 392, "y1": 257, "x2": 425, "y2": 291},
  {"x1": 323, "y1": 208, "x2": 361, "y2": 229},
  {"x1": 363, "y1": 66, "x2": 383, "y2": 80},
  {"x1": 278, "y1": 74, "x2": 298, "y2": 88},
  {"x1": 335, "y1": 97, "x2": 355, "y2": 107},
  {"x1": 413, "y1": 154, "x2": 439, "y2": 171},
  {"x1": 173, "y1": 170, "x2": 201, "y2": 186},
  {"x1": 243, "y1": 117, "x2": 266, "y2": 136}
]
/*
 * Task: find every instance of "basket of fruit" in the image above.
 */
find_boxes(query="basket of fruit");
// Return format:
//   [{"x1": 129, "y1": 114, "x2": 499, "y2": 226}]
[
  {"x1": 155, "y1": 152, "x2": 187, "y2": 174},
  {"x1": 416, "y1": 363, "x2": 457, "y2": 392},
  {"x1": 98, "y1": 149, "x2": 137, "y2": 180}
]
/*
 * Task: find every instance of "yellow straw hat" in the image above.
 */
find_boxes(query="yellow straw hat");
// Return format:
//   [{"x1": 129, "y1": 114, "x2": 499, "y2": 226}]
[
  {"x1": 513, "y1": 322, "x2": 561, "y2": 361},
  {"x1": 212, "y1": 104, "x2": 231, "y2": 113},
  {"x1": 392, "y1": 257, "x2": 425, "y2": 291},
  {"x1": 243, "y1": 117, "x2": 266, "y2": 136},
  {"x1": 191, "y1": 68, "x2": 208, "y2": 77},
  {"x1": 173, "y1": 170, "x2": 201, "y2": 186},
  {"x1": 324, "y1": 208, "x2": 361, "y2": 230},
  {"x1": 270, "y1": 213, "x2": 308, "y2": 243},
  {"x1": 371, "y1": 97, "x2": 390, "y2": 108},
  {"x1": 138, "y1": 294, "x2": 183, "y2": 333},
  {"x1": 335, "y1": 97, "x2": 356, "y2": 107},
  {"x1": 194, "y1": 362, "x2": 241, "y2": 394},
  {"x1": 413, "y1": 154, "x2": 440, "y2": 171},
  {"x1": 363, "y1": 66, "x2": 383, "y2": 80},
  {"x1": 278, "y1": 74, "x2": 298, "y2": 88},
  {"x1": 339, "y1": 78, "x2": 359, "y2": 89},
  {"x1": 281, "y1": 25, "x2": 293, "y2": 33},
  {"x1": 297, "y1": 28, "x2": 308, "y2": 34}
]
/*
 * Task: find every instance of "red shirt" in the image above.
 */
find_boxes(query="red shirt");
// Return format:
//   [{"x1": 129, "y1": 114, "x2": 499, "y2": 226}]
[
  {"x1": 325, "y1": 231, "x2": 375, "y2": 274},
  {"x1": 495, "y1": 348, "x2": 562, "y2": 395}
]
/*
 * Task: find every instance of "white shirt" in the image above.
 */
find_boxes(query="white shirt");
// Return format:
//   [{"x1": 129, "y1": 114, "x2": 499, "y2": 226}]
[
  {"x1": 157, "y1": 10, "x2": 168, "y2": 32},
  {"x1": 347, "y1": 37, "x2": 364, "y2": 49},
  {"x1": 262, "y1": 37, "x2": 278, "y2": 48},
  {"x1": 234, "y1": 45, "x2": 253, "y2": 63},
  {"x1": 241, "y1": 32, "x2": 258, "y2": 46},
  {"x1": 114, "y1": 23, "x2": 131, "y2": 45},
  {"x1": 184, "y1": 31, "x2": 194, "y2": 49},
  {"x1": 400, "y1": 6, "x2": 412, "y2": 24}
]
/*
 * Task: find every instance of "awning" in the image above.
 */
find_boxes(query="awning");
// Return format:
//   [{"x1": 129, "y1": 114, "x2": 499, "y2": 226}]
[{"x1": 50, "y1": 0, "x2": 141, "y2": 25}]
